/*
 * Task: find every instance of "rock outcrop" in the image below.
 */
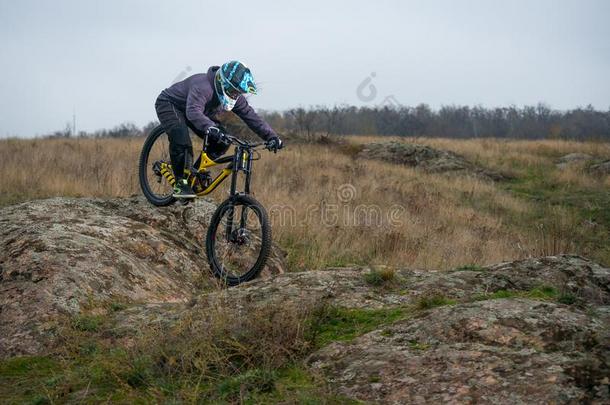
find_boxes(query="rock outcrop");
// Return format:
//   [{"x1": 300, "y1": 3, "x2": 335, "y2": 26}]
[
  {"x1": 555, "y1": 153, "x2": 610, "y2": 177},
  {"x1": 1, "y1": 196, "x2": 609, "y2": 403},
  {"x1": 589, "y1": 160, "x2": 610, "y2": 176},
  {"x1": 109, "y1": 255, "x2": 610, "y2": 403},
  {"x1": 556, "y1": 152, "x2": 595, "y2": 169},
  {"x1": 309, "y1": 298, "x2": 608, "y2": 403},
  {"x1": 0, "y1": 197, "x2": 286, "y2": 357},
  {"x1": 359, "y1": 141, "x2": 508, "y2": 181},
  {"x1": 304, "y1": 256, "x2": 609, "y2": 403}
]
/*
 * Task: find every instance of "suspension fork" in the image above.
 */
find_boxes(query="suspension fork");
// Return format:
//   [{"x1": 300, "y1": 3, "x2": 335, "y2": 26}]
[
  {"x1": 224, "y1": 146, "x2": 253, "y2": 241},
  {"x1": 240, "y1": 149, "x2": 254, "y2": 228}
]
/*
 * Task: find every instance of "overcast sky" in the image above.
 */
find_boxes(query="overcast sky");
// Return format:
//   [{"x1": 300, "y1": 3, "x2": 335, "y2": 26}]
[{"x1": 0, "y1": 0, "x2": 608, "y2": 137}]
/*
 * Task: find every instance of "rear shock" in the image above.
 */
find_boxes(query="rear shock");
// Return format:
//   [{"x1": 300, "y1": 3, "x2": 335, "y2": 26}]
[{"x1": 154, "y1": 161, "x2": 176, "y2": 185}]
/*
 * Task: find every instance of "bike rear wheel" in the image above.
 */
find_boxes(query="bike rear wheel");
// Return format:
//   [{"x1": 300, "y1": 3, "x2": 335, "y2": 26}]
[
  {"x1": 139, "y1": 125, "x2": 176, "y2": 206},
  {"x1": 206, "y1": 194, "x2": 271, "y2": 286}
]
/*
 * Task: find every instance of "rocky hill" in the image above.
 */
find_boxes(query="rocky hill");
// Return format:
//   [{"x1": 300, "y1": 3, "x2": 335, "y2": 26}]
[{"x1": 1, "y1": 198, "x2": 609, "y2": 403}]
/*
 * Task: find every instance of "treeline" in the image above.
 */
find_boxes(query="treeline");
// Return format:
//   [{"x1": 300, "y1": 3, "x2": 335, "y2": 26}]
[
  {"x1": 46, "y1": 122, "x2": 159, "y2": 139},
  {"x1": 46, "y1": 104, "x2": 610, "y2": 140},
  {"x1": 261, "y1": 104, "x2": 610, "y2": 140}
]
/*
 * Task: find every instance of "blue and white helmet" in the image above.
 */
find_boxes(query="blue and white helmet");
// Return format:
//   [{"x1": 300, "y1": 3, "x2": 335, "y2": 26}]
[{"x1": 214, "y1": 61, "x2": 257, "y2": 111}]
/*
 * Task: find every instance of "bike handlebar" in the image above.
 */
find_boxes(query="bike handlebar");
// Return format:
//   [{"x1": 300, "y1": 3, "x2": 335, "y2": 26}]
[{"x1": 224, "y1": 134, "x2": 271, "y2": 150}]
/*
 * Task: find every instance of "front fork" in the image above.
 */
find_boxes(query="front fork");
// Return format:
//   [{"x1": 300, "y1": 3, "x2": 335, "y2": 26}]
[{"x1": 225, "y1": 147, "x2": 254, "y2": 242}]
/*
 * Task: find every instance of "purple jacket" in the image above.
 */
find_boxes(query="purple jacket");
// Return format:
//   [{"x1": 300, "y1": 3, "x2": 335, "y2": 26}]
[{"x1": 160, "y1": 66, "x2": 276, "y2": 140}]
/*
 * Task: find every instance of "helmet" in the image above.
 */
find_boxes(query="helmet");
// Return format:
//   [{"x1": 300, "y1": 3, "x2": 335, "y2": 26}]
[{"x1": 214, "y1": 61, "x2": 257, "y2": 111}]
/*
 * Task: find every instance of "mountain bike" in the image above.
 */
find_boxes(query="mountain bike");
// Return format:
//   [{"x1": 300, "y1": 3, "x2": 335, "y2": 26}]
[{"x1": 138, "y1": 125, "x2": 276, "y2": 286}]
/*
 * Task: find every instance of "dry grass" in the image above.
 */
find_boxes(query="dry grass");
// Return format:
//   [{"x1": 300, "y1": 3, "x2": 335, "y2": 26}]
[
  {"x1": 0, "y1": 137, "x2": 142, "y2": 205},
  {"x1": 252, "y1": 143, "x2": 532, "y2": 270},
  {"x1": 19, "y1": 296, "x2": 338, "y2": 403},
  {"x1": 1, "y1": 135, "x2": 608, "y2": 270}
]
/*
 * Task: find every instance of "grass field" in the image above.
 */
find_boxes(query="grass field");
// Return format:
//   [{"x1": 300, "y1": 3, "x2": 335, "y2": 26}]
[{"x1": 1, "y1": 134, "x2": 609, "y2": 269}]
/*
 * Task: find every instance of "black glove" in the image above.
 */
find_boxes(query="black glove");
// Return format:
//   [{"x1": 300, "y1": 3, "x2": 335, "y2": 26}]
[
  {"x1": 206, "y1": 127, "x2": 231, "y2": 148},
  {"x1": 266, "y1": 136, "x2": 283, "y2": 153}
]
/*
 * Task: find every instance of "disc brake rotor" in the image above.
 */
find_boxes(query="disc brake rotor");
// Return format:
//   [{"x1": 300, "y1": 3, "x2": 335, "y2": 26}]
[{"x1": 229, "y1": 228, "x2": 250, "y2": 246}]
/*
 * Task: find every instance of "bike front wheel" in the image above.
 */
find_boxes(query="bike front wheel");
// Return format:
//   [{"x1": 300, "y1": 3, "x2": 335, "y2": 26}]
[{"x1": 206, "y1": 194, "x2": 271, "y2": 286}]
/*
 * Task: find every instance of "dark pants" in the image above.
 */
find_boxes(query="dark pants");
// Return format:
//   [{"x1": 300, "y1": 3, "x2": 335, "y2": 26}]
[{"x1": 155, "y1": 95, "x2": 230, "y2": 180}]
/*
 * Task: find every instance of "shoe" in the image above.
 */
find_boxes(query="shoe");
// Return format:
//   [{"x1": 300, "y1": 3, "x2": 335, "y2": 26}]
[{"x1": 172, "y1": 179, "x2": 196, "y2": 199}]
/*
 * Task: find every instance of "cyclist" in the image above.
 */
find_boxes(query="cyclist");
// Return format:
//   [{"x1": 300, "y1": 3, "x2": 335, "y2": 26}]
[{"x1": 155, "y1": 61, "x2": 283, "y2": 198}]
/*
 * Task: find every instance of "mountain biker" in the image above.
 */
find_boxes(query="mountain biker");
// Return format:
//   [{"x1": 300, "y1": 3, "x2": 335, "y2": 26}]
[{"x1": 155, "y1": 60, "x2": 283, "y2": 199}]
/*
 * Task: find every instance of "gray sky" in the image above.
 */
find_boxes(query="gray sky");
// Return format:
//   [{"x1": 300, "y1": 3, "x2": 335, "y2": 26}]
[{"x1": 0, "y1": 0, "x2": 609, "y2": 137}]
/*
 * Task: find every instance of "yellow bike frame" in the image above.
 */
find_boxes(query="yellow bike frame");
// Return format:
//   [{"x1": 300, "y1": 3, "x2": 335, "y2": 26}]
[
  {"x1": 193, "y1": 151, "x2": 233, "y2": 196},
  {"x1": 159, "y1": 150, "x2": 236, "y2": 196}
]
